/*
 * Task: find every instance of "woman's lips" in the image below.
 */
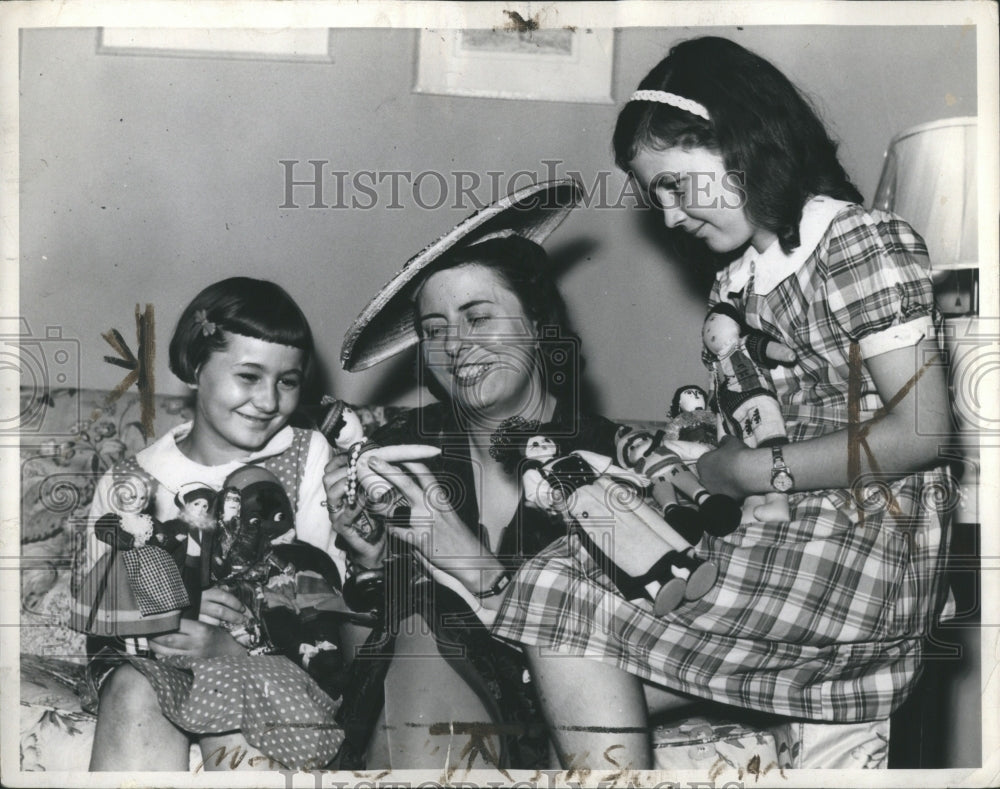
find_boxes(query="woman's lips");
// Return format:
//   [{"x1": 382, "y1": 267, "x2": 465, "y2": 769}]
[{"x1": 452, "y1": 361, "x2": 495, "y2": 385}]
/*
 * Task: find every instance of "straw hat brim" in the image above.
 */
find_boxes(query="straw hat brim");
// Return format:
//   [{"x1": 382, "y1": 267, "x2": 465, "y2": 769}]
[{"x1": 340, "y1": 178, "x2": 583, "y2": 372}]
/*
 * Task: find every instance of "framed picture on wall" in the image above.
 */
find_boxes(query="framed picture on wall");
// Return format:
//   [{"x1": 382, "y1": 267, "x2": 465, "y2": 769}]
[
  {"x1": 98, "y1": 27, "x2": 335, "y2": 62},
  {"x1": 414, "y1": 27, "x2": 614, "y2": 104}
]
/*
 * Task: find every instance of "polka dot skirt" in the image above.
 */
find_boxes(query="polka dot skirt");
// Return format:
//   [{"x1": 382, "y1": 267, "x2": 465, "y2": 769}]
[{"x1": 128, "y1": 654, "x2": 343, "y2": 769}]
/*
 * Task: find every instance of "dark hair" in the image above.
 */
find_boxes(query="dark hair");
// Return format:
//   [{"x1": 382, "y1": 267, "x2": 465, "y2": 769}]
[
  {"x1": 613, "y1": 36, "x2": 863, "y2": 254},
  {"x1": 413, "y1": 235, "x2": 584, "y2": 405},
  {"x1": 168, "y1": 277, "x2": 314, "y2": 384},
  {"x1": 669, "y1": 384, "x2": 709, "y2": 418}
]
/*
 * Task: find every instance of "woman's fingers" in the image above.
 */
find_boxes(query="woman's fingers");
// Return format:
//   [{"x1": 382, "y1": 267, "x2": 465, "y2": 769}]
[{"x1": 364, "y1": 444, "x2": 441, "y2": 463}]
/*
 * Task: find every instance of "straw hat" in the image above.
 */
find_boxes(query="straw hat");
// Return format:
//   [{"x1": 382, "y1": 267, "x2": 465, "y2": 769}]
[{"x1": 340, "y1": 178, "x2": 583, "y2": 372}]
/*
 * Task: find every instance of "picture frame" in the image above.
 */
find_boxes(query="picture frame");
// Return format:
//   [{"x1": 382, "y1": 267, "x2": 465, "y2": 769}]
[
  {"x1": 414, "y1": 27, "x2": 614, "y2": 104},
  {"x1": 97, "y1": 27, "x2": 335, "y2": 63}
]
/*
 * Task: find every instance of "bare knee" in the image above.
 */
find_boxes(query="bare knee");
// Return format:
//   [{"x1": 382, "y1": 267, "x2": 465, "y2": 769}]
[{"x1": 98, "y1": 664, "x2": 159, "y2": 716}]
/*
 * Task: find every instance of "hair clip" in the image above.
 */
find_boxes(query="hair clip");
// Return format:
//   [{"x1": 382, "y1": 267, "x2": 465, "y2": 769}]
[{"x1": 193, "y1": 309, "x2": 217, "y2": 337}]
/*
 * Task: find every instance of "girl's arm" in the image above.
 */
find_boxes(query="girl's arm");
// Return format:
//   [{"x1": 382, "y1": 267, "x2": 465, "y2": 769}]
[{"x1": 697, "y1": 332, "x2": 952, "y2": 497}]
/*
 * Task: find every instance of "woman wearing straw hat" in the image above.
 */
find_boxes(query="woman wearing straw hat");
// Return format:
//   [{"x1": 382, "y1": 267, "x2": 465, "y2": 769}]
[{"x1": 325, "y1": 179, "x2": 689, "y2": 769}]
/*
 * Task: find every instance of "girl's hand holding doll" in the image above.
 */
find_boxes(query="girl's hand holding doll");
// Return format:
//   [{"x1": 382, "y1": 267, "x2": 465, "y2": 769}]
[{"x1": 150, "y1": 587, "x2": 250, "y2": 657}]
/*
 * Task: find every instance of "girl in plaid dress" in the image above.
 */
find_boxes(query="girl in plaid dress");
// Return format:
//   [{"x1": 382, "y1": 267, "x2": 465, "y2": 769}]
[
  {"x1": 480, "y1": 37, "x2": 954, "y2": 768},
  {"x1": 83, "y1": 277, "x2": 346, "y2": 771}
]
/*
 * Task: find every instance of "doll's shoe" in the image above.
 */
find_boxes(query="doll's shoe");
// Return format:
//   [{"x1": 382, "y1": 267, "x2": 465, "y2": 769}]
[
  {"x1": 671, "y1": 549, "x2": 718, "y2": 600},
  {"x1": 662, "y1": 506, "x2": 704, "y2": 545},
  {"x1": 640, "y1": 552, "x2": 688, "y2": 615},
  {"x1": 699, "y1": 494, "x2": 742, "y2": 536},
  {"x1": 653, "y1": 577, "x2": 687, "y2": 616}
]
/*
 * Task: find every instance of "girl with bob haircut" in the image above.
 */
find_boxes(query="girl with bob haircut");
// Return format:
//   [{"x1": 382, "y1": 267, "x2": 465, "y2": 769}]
[{"x1": 82, "y1": 276, "x2": 348, "y2": 772}]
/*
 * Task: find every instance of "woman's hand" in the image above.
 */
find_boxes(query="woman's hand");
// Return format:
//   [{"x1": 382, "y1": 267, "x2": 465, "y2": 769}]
[
  {"x1": 323, "y1": 452, "x2": 386, "y2": 569},
  {"x1": 695, "y1": 434, "x2": 755, "y2": 499},
  {"x1": 362, "y1": 455, "x2": 506, "y2": 596},
  {"x1": 324, "y1": 444, "x2": 442, "y2": 569}
]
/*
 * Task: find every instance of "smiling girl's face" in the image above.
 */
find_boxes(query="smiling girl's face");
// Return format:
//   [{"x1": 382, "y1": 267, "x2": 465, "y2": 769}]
[
  {"x1": 629, "y1": 145, "x2": 777, "y2": 255},
  {"x1": 416, "y1": 263, "x2": 544, "y2": 425},
  {"x1": 187, "y1": 333, "x2": 305, "y2": 464}
]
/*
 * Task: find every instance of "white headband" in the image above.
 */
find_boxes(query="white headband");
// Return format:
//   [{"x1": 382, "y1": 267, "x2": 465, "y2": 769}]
[{"x1": 629, "y1": 90, "x2": 710, "y2": 121}]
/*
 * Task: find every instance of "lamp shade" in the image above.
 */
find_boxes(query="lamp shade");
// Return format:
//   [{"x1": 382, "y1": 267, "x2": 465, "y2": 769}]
[{"x1": 872, "y1": 117, "x2": 977, "y2": 276}]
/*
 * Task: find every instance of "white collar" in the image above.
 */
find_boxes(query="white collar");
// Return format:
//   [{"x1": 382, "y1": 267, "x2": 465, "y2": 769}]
[
  {"x1": 723, "y1": 196, "x2": 855, "y2": 297},
  {"x1": 135, "y1": 421, "x2": 295, "y2": 494}
]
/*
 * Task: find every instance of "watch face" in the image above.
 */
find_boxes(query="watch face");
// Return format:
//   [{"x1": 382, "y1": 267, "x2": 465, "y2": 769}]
[{"x1": 772, "y1": 470, "x2": 794, "y2": 492}]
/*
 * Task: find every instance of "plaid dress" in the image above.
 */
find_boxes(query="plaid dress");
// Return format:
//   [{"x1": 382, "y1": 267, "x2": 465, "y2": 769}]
[{"x1": 491, "y1": 197, "x2": 955, "y2": 722}]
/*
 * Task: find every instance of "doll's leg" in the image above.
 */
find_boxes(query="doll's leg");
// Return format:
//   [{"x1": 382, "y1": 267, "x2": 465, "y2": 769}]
[
  {"x1": 569, "y1": 486, "x2": 681, "y2": 575},
  {"x1": 89, "y1": 664, "x2": 191, "y2": 770}
]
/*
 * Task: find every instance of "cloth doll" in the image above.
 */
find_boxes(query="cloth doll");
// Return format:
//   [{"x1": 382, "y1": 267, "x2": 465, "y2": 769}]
[
  {"x1": 71, "y1": 470, "x2": 189, "y2": 639},
  {"x1": 519, "y1": 434, "x2": 718, "y2": 615},
  {"x1": 319, "y1": 397, "x2": 405, "y2": 547},
  {"x1": 667, "y1": 384, "x2": 718, "y2": 445},
  {"x1": 702, "y1": 302, "x2": 793, "y2": 521},
  {"x1": 156, "y1": 482, "x2": 218, "y2": 617},
  {"x1": 613, "y1": 425, "x2": 741, "y2": 541},
  {"x1": 209, "y1": 465, "x2": 350, "y2": 700}
]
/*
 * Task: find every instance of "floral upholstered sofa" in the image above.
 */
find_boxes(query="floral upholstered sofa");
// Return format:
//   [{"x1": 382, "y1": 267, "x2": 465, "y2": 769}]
[{"x1": 16, "y1": 387, "x2": 888, "y2": 774}]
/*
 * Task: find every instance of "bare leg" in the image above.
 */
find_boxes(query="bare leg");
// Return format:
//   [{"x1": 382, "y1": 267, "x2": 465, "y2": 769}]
[
  {"x1": 374, "y1": 615, "x2": 500, "y2": 770},
  {"x1": 89, "y1": 664, "x2": 190, "y2": 771},
  {"x1": 524, "y1": 647, "x2": 652, "y2": 770},
  {"x1": 198, "y1": 733, "x2": 280, "y2": 771}
]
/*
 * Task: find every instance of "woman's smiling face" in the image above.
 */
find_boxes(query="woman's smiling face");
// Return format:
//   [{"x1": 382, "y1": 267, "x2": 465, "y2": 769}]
[{"x1": 416, "y1": 263, "x2": 543, "y2": 426}]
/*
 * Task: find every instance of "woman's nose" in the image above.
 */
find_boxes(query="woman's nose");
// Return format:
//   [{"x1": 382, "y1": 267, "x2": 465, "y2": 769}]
[
  {"x1": 662, "y1": 204, "x2": 687, "y2": 229},
  {"x1": 442, "y1": 326, "x2": 465, "y2": 356}
]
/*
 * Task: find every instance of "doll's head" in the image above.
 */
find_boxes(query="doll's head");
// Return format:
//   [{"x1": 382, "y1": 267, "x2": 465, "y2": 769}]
[
  {"x1": 224, "y1": 466, "x2": 294, "y2": 546},
  {"x1": 216, "y1": 487, "x2": 242, "y2": 523},
  {"x1": 175, "y1": 483, "x2": 217, "y2": 531},
  {"x1": 702, "y1": 303, "x2": 745, "y2": 358},
  {"x1": 109, "y1": 468, "x2": 156, "y2": 514},
  {"x1": 524, "y1": 435, "x2": 558, "y2": 463},
  {"x1": 670, "y1": 385, "x2": 709, "y2": 417},
  {"x1": 332, "y1": 404, "x2": 365, "y2": 450},
  {"x1": 614, "y1": 426, "x2": 655, "y2": 471}
]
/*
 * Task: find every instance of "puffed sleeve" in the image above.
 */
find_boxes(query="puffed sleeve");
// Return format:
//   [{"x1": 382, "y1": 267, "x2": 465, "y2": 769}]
[
  {"x1": 822, "y1": 208, "x2": 937, "y2": 359},
  {"x1": 293, "y1": 430, "x2": 346, "y2": 581}
]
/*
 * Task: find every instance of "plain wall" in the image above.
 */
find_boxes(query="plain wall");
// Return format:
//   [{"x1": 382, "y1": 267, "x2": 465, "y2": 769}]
[{"x1": 19, "y1": 25, "x2": 977, "y2": 419}]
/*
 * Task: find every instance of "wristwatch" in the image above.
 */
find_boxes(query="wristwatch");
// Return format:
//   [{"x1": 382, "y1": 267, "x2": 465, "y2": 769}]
[
  {"x1": 769, "y1": 445, "x2": 795, "y2": 493},
  {"x1": 474, "y1": 569, "x2": 514, "y2": 599}
]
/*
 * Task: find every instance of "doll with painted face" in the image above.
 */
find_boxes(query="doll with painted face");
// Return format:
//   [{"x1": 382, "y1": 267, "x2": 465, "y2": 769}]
[
  {"x1": 667, "y1": 385, "x2": 718, "y2": 446},
  {"x1": 319, "y1": 397, "x2": 406, "y2": 547},
  {"x1": 209, "y1": 465, "x2": 348, "y2": 697},
  {"x1": 72, "y1": 470, "x2": 189, "y2": 639},
  {"x1": 155, "y1": 482, "x2": 218, "y2": 616},
  {"x1": 519, "y1": 433, "x2": 718, "y2": 615},
  {"x1": 702, "y1": 302, "x2": 795, "y2": 521},
  {"x1": 613, "y1": 425, "x2": 741, "y2": 541}
]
